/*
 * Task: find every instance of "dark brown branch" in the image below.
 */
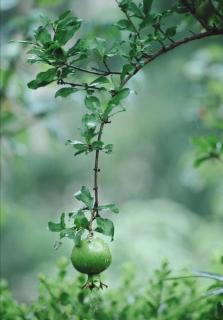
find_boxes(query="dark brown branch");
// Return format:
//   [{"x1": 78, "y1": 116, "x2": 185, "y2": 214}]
[
  {"x1": 65, "y1": 63, "x2": 120, "y2": 76},
  {"x1": 91, "y1": 67, "x2": 120, "y2": 75},
  {"x1": 59, "y1": 80, "x2": 103, "y2": 91},
  {"x1": 103, "y1": 58, "x2": 111, "y2": 73}
]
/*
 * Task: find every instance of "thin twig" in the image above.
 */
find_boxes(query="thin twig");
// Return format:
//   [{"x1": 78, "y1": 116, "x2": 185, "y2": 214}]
[
  {"x1": 65, "y1": 63, "x2": 120, "y2": 76},
  {"x1": 91, "y1": 66, "x2": 120, "y2": 75},
  {"x1": 103, "y1": 58, "x2": 111, "y2": 73},
  {"x1": 59, "y1": 79, "x2": 103, "y2": 91}
]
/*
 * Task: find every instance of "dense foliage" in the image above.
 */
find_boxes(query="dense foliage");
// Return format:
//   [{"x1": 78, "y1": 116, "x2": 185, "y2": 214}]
[{"x1": 1, "y1": 258, "x2": 223, "y2": 320}]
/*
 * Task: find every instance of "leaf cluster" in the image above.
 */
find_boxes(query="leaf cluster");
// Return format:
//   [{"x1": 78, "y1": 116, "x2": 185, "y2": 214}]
[{"x1": 48, "y1": 185, "x2": 119, "y2": 244}]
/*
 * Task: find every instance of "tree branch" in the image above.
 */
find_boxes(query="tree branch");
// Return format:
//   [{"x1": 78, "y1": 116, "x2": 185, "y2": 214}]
[
  {"x1": 122, "y1": 28, "x2": 223, "y2": 87},
  {"x1": 88, "y1": 121, "x2": 105, "y2": 234},
  {"x1": 88, "y1": 27, "x2": 223, "y2": 235}
]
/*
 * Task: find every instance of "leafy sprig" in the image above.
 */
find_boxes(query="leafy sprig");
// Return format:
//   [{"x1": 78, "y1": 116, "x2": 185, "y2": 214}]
[{"x1": 25, "y1": 1, "x2": 223, "y2": 245}]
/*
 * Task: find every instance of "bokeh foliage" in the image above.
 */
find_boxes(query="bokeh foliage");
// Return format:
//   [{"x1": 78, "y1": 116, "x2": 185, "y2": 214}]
[{"x1": 1, "y1": 258, "x2": 223, "y2": 320}]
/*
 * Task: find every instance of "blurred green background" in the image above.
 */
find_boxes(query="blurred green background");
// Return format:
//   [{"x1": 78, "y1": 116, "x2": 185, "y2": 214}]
[{"x1": 1, "y1": 0, "x2": 223, "y2": 302}]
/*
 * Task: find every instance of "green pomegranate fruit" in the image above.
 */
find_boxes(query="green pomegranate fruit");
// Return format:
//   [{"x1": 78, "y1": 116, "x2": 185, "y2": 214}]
[{"x1": 71, "y1": 237, "x2": 112, "y2": 289}]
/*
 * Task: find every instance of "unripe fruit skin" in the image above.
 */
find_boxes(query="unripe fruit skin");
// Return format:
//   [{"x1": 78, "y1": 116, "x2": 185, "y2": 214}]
[{"x1": 71, "y1": 237, "x2": 112, "y2": 275}]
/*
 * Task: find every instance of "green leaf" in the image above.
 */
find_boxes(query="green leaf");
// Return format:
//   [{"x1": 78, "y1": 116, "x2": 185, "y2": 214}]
[
  {"x1": 27, "y1": 68, "x2": 57, "y2": 89},
  {"x1": 9, "y1": 40, "x2": 34, "y2": 44},
  {"x1": 85, "y1": 96, "x2": 100, "y2": 112},
  {"x1": 99, "y1": 203, "x2": 119, "y2": 214},
  {"x1": 54, "y1": 14, "x2": 82, "y2": 45},
  {"x1": 60, "y1": 228, "x2": 75, "y2": 239},
  {"x1": 67, "y1": 38, "x2": 90, "y2": 58},
  {"x1": 55, "y1": 87, "x2": 78, "y2": 98},
  {"x1": 74, "y1": 229, "x2": 84, "y2": 246},
  {"x1": 115, "y1": 19, "x2": 136, "y2": 32},
  {"x1": 74, "y1": 211, "x2": 89, "y2": 229},
  {"x1": 103, "y1": 144, "x2": 113, "y2": 154},
  {"x1": 27, "y1": 57, "x2": 40, "y2": 64},
  {"x1": 192, "y1": 136, "x2": 222, "y2": 166},
  {"x1": 103, "y1": 88, "x2": 130, "y2": 118},
  {"x1": 95, "y1": 38, "x2": 106, "y2": 56},
  {"x1": 34, "y1": 26, "x2": 51, "y2": 45},
  {"x1": 59, "y1": 291, "x2": 70, "y2": 305},
  {"x1": 143, "y1": 0, "x2": 154, "y2": 15},
  {"x1": 74, "y1": 186, "x2": 94, "y2": 209},
  {"x1": 80, "y1": 114, "x2": 98, "y2": 144},
  {"x1": 121, "y1": 64, "x2": 135, "y2": 82},
  {"x1": 66, "y1": 140, "x2": 88, "y2": 156},
  {"x1": 129, "y1": 3, "x2": 143, "y2": 18},
  {"x1": 165, "y1": 26, "x2": 177, "y2": 37},
  {"x1": 58, "y1": 10, "x2": 71, "y2": 20},
  {"x1": 66, "y1": 140, "x2": 85, "y2": 147},
  {"x1": 82, "y1": 114, "x2": 98, "y2": 131},
  {"x1": 92, "y1": 141, "x2": 104, "y2": 150},
  {"x1": 48, "y1": 212, "x2": 66, "y2": 232},
  {"x1": 48, "y1": 222, "x2": 63, "y2": 232},
  {"x1": 193, "y1": 156, "x2": 210, "y2": 167},
  {"x1": 111, "y1": 88, "x2": 130, "y2": 105},
  {"x1": 90, "y1": 76, "x2": 110, "y2": 86},
  {"x1": 204, "y1": 288, "x2": 223, "y2": 297},
  {"x1": 95, "y1": 217, "x2": 114, "y2": 240}
]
